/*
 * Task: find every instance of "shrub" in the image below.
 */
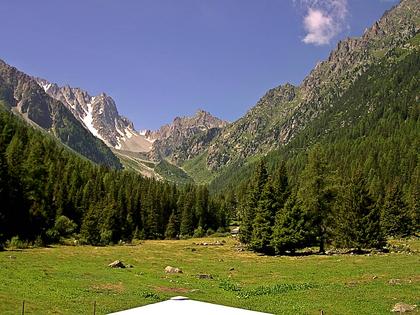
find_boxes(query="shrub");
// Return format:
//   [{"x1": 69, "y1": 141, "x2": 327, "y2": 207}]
[
  {"x1": 7, "y1": 236, "x2": 29, "y2": 249},
  {"x1": 193, "y1": 226, "x2": 205, "y2": 238}
]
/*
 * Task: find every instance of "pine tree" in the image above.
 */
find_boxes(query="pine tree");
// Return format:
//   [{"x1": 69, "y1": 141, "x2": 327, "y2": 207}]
[
  {"x1": 272, "y1": 161, "x2": 289, "y2": 210},
  {"x1": 298, "y1": 145, "x2": 334, "y2": 253},
  {"x1": 250, "y1": 180, "x2": 276, "y2": 254},
  {"x1": 240, "y1": 160, "x2": 268, "y2": 244},
  {"x1": 381, "y1": 183, "x2": 413, "y2": 237},
  {"x1": 180, "y1": 190, "x2": 195, "y2": 237},
  {"x1": 80, "y1": 205, "x2": 101, "y2": 245},
  {"x1": 335, "y1": 173, "x2": 384, "y2": 250},
  {"x1": 165, "y1": 210, "x2": 179, "y2": 239},
  {"x1": 271, "y1": 191, "x2": 308, "y2": 254}
]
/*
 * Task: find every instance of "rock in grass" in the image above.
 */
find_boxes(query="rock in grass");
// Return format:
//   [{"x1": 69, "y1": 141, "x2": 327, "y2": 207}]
[
  {"x1": 165, "y1": 266, "x2": 183, "y2": 274},
  {"x1": 108, "y1": 260, "x2": 126, "y2": 268},
  {"x1": 391, "y1": 302, "x2": 417, "y2": 313}
]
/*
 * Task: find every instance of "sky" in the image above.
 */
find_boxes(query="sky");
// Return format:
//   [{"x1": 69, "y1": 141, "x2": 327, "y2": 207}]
[{"x1": 0, "y1": 0, "x2": 398, "y2": 130}]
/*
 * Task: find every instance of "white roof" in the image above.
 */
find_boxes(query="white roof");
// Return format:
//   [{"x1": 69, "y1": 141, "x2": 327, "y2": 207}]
[{"x1": 108, "y1": 296, "x2": 272, "y2": 315}]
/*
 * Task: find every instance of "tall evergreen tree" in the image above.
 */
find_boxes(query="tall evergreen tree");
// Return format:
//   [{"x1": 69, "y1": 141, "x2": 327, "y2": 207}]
[
  {"x1": 271, "y1": 191, "x2": 307, "y2": 254},
  {"x1": 250, "y1": 180, "x2": 276, "y2": 254},
  {"x1": 240, "y1": 160, "x2": 268, "y2": 244},
  {"x1": 165, "y1": 210, "x2": 179, "y2": 239},
  {"x1": 335, "y1": 172, "x2": 384, "y2": 250},
  {"x1": 381, "y1": 182, "x2": 413, "y2": 237},
  {"x1": 298, "y1": 145, "x2": 334, "y2": 253}
]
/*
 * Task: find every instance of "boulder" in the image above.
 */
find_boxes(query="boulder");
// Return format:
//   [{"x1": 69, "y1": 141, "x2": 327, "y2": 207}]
[
  {"x1": 165, "y1": 266, "x2": 183, "y2": 274},
  {"x1": 391, "y1": 303, "x2": 417, "y2": 313},
  {"x1": 108, "y1": 260, "x2": 126, "y2": 268}
]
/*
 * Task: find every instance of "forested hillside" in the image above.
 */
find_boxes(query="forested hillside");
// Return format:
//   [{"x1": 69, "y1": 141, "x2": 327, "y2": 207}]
[
  {"x1": 0, "y1": 59, "x2": 121, "y2": 169},
  {"x1": 227, "y1": 45, "x2": 420, "y2": 254},
  {"x1": 0, "y1": 108, "x2": 228, "y2": 249}
]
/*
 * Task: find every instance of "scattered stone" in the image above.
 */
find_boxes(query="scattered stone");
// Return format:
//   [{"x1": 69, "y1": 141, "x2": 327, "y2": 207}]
[
  {"x1": 391, "y1": 302, "x2": 417, "y2": 313},
  {"x1": 229, "y1": 267, "x2": 235, "y2": 271},
  {"x1": 196, "y1": 274, "x2": 213, "y2": 279},
  {"x1": 108, "y1": 260, "x2": 126, "y2": 268},
  {"x1": 165, "y1": 266, "x2": 183, "y2": 274},
  {"x1": 372, "y1": 275, "x2": 378, "y2": 280},
  {"x1": 8, "y1": 255, "x2": 16, "y2": 259},
  {"x1": 125, "y1": 264, "x2": 134, "y2": 268},
  {"x1": 389, "y1": 279, "x2": 402, "y2": 285},
  {"x1": 193, "y1": 241, "x2": 224, "y2": 246}
]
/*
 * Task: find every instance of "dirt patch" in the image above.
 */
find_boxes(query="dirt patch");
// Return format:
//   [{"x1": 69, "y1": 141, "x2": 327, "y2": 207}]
[
  {"x1": 90, "y1": 282, "x2": 125, "y2": 293},
  {"x1": 154, "y1": 286, "x2": 191, "y2": 293}
]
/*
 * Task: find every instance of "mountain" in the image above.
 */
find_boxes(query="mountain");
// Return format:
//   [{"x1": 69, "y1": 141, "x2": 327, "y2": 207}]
[
  {"x1": 35, "y1": 78, "x2": 227, "y2": 180},
  {"x1": 35, "y1": 78, "x2": 154, "y2": 153},
  {"x1": 0, "y1": 60, "x2": 121, "y2": 169},
  {"x1": 147, "y1": 109, "x2": 228, "y2": 164},
  {"x1": 182, "y1": 0, "x2": 419, "y2": 185}
]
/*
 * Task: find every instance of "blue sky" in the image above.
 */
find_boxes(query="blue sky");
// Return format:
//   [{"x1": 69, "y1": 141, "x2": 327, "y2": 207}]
[{"x1": 1, "y1": 0, "x2": 397, "y2": 130}]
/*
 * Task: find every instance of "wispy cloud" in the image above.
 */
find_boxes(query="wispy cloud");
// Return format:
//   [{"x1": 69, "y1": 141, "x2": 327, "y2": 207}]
[{"x1": 296, "y1": 0, "x2": 348, "y2": 46}]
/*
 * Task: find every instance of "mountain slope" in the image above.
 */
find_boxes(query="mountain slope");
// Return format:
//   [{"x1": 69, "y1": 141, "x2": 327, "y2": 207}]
[
  {"x1": 147, "y1": 109, "x2": 228, "y2": 165},
  {"x1": 36, "y1": 78, "x2": 154, "y2": 153},
  {"x1": 0, "y1": 60, "x2": 121, "y2": 168},
  {"x1": 184, "y1": 0, "x2": 419, "y2": 185}
]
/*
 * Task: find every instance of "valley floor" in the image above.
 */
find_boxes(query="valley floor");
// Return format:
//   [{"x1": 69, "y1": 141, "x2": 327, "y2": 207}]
[{"x1": 0, "y1": 237, "x2": 418, "y2": 315}]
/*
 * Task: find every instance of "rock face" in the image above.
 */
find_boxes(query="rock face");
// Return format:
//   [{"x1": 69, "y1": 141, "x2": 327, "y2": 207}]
[
  {"x1": 35, "y1": 78, "x2": 154, "y2": 152},
  {"x1": 203, "y1": 0, "x2": 420, "y2": 171},
  {"x1": 0, "y1": 60, "x2": 121, "y2": 168},
  {"x1": 36, "y1": 78, "x2": 227, "y2": 165},
  {"x1": 147, "y1": 109, "x2": 228, "y2": 164}
]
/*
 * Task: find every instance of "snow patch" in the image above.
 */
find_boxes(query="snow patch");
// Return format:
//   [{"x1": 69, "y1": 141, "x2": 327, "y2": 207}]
[{"x1": 83, "y1": 103, "x2": 105, "y2": 142}]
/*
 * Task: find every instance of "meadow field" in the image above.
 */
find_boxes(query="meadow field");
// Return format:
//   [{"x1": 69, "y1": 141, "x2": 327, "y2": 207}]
[{"x1": 0, "y1": 237, "x2": 418, "y2": 315}]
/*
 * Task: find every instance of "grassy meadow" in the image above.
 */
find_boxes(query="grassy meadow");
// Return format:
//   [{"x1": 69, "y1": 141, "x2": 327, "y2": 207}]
[{"x1": 0, "y1": 237, "x2": 419, "y2": 315}]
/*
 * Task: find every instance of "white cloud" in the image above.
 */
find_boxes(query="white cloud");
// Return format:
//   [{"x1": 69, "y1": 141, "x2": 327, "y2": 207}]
[{"x1": 297, "y1": 0, "x2": 348, "y2": 46}]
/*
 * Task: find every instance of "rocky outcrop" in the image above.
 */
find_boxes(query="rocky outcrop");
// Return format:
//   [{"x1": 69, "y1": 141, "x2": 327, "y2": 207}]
[
  {"x1": 147, "y1": 109, "x2": 228, "y2": 164},
  {"x1": 0, "y1": 60, "x2": 121, "y2": 168},
  {"x1": 35, "y1": 78, "x2": 154, "y2": 152}
]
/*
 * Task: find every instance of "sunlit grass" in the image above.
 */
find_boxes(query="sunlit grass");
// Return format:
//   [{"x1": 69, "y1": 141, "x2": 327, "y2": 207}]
[{"x1": 0, "y1": 237, "x2": 418, "y2": 314}]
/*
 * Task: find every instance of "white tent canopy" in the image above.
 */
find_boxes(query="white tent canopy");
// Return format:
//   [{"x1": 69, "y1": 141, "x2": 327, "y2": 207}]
[{"x1": 108, "y1": 296, "x2": 272, "y2": 315}]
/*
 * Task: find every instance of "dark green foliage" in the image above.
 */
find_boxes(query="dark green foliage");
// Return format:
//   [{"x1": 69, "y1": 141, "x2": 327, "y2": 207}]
[
  {"x1": 164, "y1": 211, "x2": 179, "y2": 239},
  {"x1": 271, "y1": 191, "x2": 307, "y2": 254},
  {"x1": 239, "y1": 160, "x2": 268, "y2": 244},
  {"x1": 335, "y1": 173, "x2": 384, "y2": 250},
  {"x1": 297, "y1": 145, "x2": 334, "y2": 253},
  {"x1": 0, "y1": 108, "x2": 227, "y2": 245},
  {"x1": 250, "y1": 181, "x2": 276, "y2": 254},
  {"x1": 381, "y1": 183, "x2": 413, "y2": 237}
]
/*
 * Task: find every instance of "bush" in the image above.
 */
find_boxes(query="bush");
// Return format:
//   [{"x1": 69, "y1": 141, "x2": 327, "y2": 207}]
[
  {"x1": 193, "y1": 226, "x2": 205, "y2": 238},
  {"x1": 7, "y1": 236, "x2": 29, "y2": 249},
  {"x1": 206, "y1": 228, "x2": 215, "y2": 236}
]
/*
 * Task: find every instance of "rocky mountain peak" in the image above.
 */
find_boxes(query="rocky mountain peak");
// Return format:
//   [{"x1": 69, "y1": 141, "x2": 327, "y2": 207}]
[{"x1": 35, "y1": 78, "x2": 153, "y2": 152}]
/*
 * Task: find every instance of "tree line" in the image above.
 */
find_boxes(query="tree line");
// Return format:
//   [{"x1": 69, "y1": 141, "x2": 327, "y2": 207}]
[
  {"x1": 238, "y1": 146, "x2": 419, "y2": 255},
  {"x1": 0, "y1": 108, "x2": 228, "y2": 249}
]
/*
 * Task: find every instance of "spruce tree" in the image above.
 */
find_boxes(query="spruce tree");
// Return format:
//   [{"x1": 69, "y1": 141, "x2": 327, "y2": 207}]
[
  {"x1": 165, "y1": 210, "x2": 179, "y2": 239},
  {"x1": 298, "y1": 145, "x2": 333, "y2": 253},
  {"x1": 335, "y1": 172, "x2": 384, "y2": 250},
  {"x1": 271, "y1": 191, "x2": 307, "y2": 254},
  {"x1": 240, "y1": 160, "x2": 268, "y2": 244},
  {"x1": 381, "y1": 183, "x2": 413, "y2": 237},
  {"x1": 250, "y1": 181, "x2": 276, "y2": 254}
]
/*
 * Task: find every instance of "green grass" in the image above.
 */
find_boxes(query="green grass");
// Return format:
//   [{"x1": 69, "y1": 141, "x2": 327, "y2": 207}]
[
  {"x1": 182, "y1": 152, "x2": 216, "y2": 184},
  {"x1": 154, "y1": 159, "x2": 194, "y2": 184},
  {"x1": 0, "y1": 238, "x2": 419, "y2": 314}
]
